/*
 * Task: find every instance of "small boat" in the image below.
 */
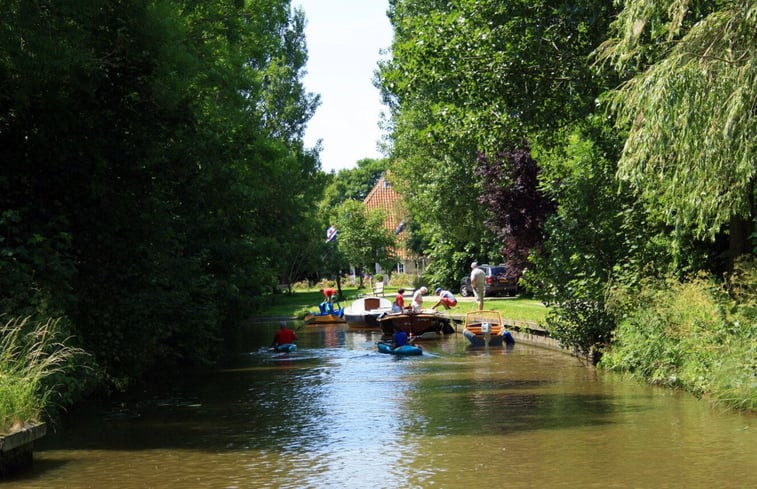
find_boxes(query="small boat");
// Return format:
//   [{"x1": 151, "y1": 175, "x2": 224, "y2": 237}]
[
  {"x1": 303, "y1": 302, "x2": 346, "y2": 324},
  {"x1": 273, "y1": 343, "x2": 297, "y2": 352},
  {"x1": 304, "y1": 312, "x2": 345, "y2": 324},
  {"x1": 377, "y1": 341, "x2": 422, "y2": 356},
  {"x1": 343, "y1": 296, "x2": 393, "y2": 328},
  {"x1": 462, "y1": 310, "x2": 515, "y2": 347},
  {"x1": 377, "y1": 310, "x2": 455, "y2": 339}
]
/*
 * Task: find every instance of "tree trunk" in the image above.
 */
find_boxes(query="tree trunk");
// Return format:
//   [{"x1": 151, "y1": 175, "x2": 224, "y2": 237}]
[{"x1": 728, "y1": 177, "x2": 755, "y2": 270}]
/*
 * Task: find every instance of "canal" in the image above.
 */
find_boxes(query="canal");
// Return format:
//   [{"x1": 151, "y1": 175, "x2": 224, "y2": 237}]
[{"x1": 5, "y1": 321, "x2": 756, "y2": 488}]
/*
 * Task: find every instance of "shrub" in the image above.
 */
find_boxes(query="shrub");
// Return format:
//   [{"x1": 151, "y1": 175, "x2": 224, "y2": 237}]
[
  {"x1": 292, "y1": 280, "x2": 311, "y2": 290},
  {"x1": 602, "y1": 263, "x2": 756, "y2": 412},
  {"x1": 387, "y1": 273, "x2": 415, "y2": 287},
  {"x1": 313, "y1": 278, "x2": 337, "y2": 289}
]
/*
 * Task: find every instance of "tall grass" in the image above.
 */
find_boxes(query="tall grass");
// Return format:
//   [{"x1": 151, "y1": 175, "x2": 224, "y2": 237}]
[{"x1": 0, "y1": 317, "x2": 86, "y2": 434}]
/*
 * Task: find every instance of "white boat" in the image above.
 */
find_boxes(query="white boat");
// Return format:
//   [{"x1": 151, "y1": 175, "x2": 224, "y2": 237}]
[{"x1": 343, "y1": 296, "x2": 393, "y2": 328}]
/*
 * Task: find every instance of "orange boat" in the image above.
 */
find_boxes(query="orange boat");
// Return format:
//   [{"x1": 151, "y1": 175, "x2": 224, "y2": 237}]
[{"x1": 462, "y1": 310, "x2": 514, "y2": 347}]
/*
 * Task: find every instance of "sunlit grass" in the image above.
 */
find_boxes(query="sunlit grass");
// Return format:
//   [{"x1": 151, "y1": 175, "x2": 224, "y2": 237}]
[
  {"x1": 0, "y1": 317, "x2": 86, "y2": 434},
  {"x1": 257, "y1": 287, "x2": 547, "y2": 324}
]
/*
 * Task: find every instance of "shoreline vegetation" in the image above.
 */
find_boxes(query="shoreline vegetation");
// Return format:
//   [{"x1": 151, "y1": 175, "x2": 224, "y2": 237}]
[{"x1": 0, "y1": 317, "x2": 86, "y2": 435}]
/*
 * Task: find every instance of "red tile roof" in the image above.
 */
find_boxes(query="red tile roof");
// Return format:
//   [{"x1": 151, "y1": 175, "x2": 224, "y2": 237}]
[{"x1": 363, "y1": 174, "x2": 411, "y2": 259}]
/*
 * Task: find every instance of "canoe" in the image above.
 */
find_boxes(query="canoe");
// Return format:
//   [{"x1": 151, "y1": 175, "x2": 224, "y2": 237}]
[
  {"x1": 343, "y1": 296, "x2": 393, "y2": 328},
  {"x1": 462, "y1": 310, "x2": 515, "y2": 347},
  {"x1": 377, "y1": 341, "x2": 423, "y2": 356}
]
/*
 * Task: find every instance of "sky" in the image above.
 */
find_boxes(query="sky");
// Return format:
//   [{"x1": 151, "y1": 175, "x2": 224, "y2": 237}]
[{"x1": 294, "y1": 0, "x2": 393, "y2": 173}]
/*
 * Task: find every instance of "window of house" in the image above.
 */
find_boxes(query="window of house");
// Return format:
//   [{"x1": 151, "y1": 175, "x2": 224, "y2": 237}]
[{"x1": 396, "y1": 262, "x2": 405, "y2": 273}]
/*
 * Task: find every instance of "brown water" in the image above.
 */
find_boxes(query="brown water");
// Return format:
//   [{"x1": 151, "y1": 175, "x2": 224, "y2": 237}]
[{"x1": 5, "y1": 322, "x2": 756, "y2": 489}]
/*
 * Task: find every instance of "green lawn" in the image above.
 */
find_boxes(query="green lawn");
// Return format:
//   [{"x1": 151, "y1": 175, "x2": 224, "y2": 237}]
[{"x1": 256, "y1": 286, "x2": 548, "y2": 324}]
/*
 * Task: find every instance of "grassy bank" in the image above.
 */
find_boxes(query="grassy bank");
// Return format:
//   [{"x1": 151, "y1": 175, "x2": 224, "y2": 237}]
[
  {"x1": 602, "y1": 263, "x2": 756, "y2": 412},
  {"x1": 255, "y1": 287, "x2": 548, "y2": 324}
]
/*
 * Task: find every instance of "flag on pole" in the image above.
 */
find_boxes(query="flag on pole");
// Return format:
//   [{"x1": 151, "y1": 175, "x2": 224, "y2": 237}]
[
  {"x1": 326, "y1": 225, "x2": 338, "y2": 243},
  {"x1": 394, "y1": 221, "x2": 406, "y2": 235}
]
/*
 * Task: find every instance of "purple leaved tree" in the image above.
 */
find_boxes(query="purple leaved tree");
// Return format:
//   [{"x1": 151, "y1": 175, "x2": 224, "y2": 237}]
[{"x1": 475, "y1": 145, "x2": 556, "y2": 278}]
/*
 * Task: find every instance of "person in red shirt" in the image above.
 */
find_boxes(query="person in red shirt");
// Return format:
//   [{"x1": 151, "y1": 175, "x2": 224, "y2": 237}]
[
  {"x1": 319, "y1": 287, "x2": 338, "y2": 314},
  {"x1": 320, "y1": 287, "x2": 337, "y2": 303},
  {"x1": 272, "y1": 322, "x2": 297, "y2": 347},
  {"x1": 393, "y1": 288, "x2": 406, "y2": 312}
]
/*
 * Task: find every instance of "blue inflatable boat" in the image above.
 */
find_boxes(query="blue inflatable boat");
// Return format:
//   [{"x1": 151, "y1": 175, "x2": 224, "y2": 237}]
[
  {"x1": 273, "y1": 343, "x2": 297, "y2": 353},
  {"x1": 377, "y1": 341, "x2": 422, "y2": 356}
]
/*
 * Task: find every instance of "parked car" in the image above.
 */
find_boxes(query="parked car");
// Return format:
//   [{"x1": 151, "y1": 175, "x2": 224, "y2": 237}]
[{"x1": 460, "y1": 264, "x2": 519, "y2": 297}]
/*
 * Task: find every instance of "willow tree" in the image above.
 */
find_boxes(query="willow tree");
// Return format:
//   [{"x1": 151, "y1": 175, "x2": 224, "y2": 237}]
[{"x1": 597, "y1": 0, "x2": 756, "y2": 263}]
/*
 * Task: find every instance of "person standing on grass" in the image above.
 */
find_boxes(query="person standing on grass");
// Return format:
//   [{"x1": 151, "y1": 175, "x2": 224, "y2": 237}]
[{"x1": 470, "y1": 262, "x2": 486, "y2": 310}]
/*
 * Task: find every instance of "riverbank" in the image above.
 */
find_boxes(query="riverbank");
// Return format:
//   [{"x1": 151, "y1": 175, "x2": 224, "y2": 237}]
[{"x1": 255, "y1": 286, "x2": 548, "y2": 324}]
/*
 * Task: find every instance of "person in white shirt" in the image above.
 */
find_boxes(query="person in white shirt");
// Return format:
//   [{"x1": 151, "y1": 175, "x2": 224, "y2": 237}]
[
  {"x1": 470, "y1": 262, "x2": 486, "y2": 310},
  {"x1": 411, "y1": 286, "x2": 428, "y2": 312}
]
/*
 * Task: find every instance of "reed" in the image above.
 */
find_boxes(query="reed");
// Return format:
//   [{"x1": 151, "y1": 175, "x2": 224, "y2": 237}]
[{"x1": 0, "y1": 317, "x2": 85, "y2": 434}]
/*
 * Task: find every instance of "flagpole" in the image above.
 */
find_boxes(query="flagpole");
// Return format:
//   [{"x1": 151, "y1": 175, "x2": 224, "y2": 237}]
[{"x1": 325, "y1": 225, "x2": 343, "y2": 302}]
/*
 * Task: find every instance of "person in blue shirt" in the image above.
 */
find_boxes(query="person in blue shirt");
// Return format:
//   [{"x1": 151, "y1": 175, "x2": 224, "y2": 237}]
[{"x1": 393, "y1": 329, "x2": 408, "y2": 348}]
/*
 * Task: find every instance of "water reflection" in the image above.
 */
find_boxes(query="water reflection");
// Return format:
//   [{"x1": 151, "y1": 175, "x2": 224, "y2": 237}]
[{"x1": 5, "y1": 321, "x2": 755, "y2": 489}]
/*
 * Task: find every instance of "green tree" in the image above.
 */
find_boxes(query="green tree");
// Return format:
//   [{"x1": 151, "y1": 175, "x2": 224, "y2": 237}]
[
  {"x1": 334, "y1": 200, "x2": 396, "y2": 279},
  {"x1": 378, "y1": 0, "x2": 620, "y2": 289},
  {"x1": 597, "y1": 0, "x2": 756, "y2": 262},
  {"x1": 524, "y1": 121, "x2": 649, "y2": 354},
  {"x1": 319, "y1": 158, "x2": 389, "y2": 215},
  {"x1": 0, "y1": 0, "x2": 321, "y2": 390}
]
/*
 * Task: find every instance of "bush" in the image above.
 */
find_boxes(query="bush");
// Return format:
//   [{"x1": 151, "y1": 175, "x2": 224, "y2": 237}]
[
  {"x1": 292, "y1": 280, "x2": 311, "y2": 290},
  {"x1": 602, "y1": 262, "x2": 756, "y2": 412},
  {"x1": 411, "y1": 275, "x2": 428, "y2": 290},
  {"x1": 313, "y1": 278, "x2": 337, "y2": 289},
  {"x1": 387, "y1": 273, "x2": 415, "y2": 288}
]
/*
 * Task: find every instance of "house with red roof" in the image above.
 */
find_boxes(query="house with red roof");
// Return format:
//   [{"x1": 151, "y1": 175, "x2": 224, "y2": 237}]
[{"x1": 362, "y1": 173, "x2": 426, "y2": 277}]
